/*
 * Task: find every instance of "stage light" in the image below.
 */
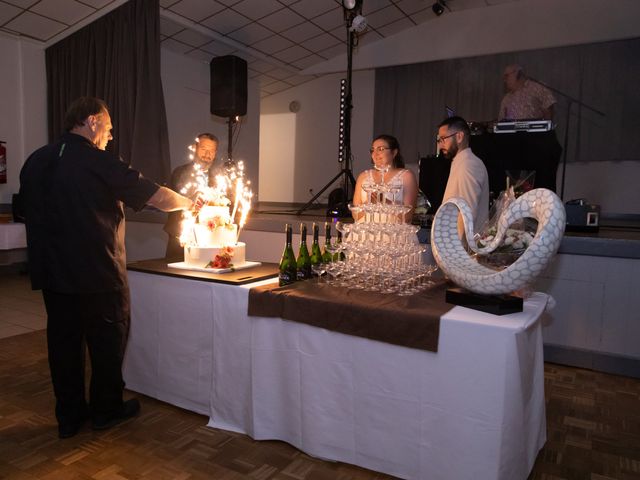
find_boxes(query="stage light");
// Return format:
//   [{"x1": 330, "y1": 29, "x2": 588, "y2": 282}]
[
  {"x1": 343, "y1": 0, "x2": 355, "y2": 9},
  {"x1": 349, "y1": 14, "x2": 367, "y2": 33},
  {"x1": 342, "y1": 0, "x2": 361, "y2": 11},
  {"x1": 338, "y1": 78, "x2": 347, "y2": 163}
]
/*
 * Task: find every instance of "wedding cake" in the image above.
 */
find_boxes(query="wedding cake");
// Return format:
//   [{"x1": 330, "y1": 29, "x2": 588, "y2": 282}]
[
  {"x1": 175, "y1": 156, "x2": 253, "y2": 270},
  {"x1": 183, "y1": 204, "x2": 246, "y2": 269}
]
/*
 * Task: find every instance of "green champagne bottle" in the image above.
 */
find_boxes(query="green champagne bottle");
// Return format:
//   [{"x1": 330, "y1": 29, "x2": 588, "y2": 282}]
[
  {"x1": 310, "y1": 223, "x2": 323, "y2": 269},
  {"x1": 334, "y1": 230, "x2": 346, "y2": 261},
  {"x1": 322, "y1": 222, "x2": 333, "y2": 263},
  {"x1": 278, "y1": 223, "x2": 297, "y2": 286},
  {"x1": 296, "y1": 223, "x2": 312, "y2": 280}
]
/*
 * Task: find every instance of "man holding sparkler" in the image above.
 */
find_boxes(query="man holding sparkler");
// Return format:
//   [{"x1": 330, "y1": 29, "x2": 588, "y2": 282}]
[
  {"x1": 164, "y1": 133, "x2": 224, "y2": 259},
  {"x1": 19, "y1": 97, "x2": 195, "y2": 439}
]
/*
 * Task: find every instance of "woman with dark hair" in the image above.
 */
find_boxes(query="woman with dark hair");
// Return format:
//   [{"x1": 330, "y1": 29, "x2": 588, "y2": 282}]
[{"x1": 353, "y1": 134, "x2": 418, "y2": 220}]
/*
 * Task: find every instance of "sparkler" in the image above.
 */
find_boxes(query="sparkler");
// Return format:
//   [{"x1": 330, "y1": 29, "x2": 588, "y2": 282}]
[{"x1": 178, "y1": 142, "x2": 253, "y2": 248}]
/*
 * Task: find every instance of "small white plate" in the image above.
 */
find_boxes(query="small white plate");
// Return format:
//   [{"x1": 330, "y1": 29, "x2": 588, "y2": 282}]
[{"x1": 167, "y1": 260, "x2": 262, "y2": 274}]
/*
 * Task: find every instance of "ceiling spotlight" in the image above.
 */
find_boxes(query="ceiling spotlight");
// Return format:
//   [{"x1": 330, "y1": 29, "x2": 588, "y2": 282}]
[
  {"x1": 342, "y1": 0, "x2": 359, "y2": 10},
  {"x1": 349, "y1": 14, "x2": 368, "y2": 33},
  {"x1": 432, "y1": 0, "x2": 449, "y2": 16}
]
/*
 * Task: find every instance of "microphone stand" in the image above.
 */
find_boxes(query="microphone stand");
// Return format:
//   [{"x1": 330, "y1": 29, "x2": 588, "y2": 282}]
[{"x1": 527, "y1": 77, "x2": 605, "y2": 200}]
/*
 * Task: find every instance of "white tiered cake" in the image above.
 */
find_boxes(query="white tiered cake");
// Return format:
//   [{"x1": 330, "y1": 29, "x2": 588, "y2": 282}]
[{"x1": 183, "y1": 205, "x2": 246, "y2": 268}]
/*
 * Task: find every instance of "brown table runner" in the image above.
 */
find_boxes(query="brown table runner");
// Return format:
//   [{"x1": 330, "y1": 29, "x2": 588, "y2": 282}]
[{"x1": 248, "y1": 279, "x2": 453, "y2": 352}]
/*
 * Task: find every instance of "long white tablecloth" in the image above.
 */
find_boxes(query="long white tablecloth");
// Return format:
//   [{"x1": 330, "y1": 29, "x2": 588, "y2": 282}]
[
  {"x1": 0, "y1": 222, "x2": 26, "y2": 250},
  {"x1": 124, "y1": 270, "x2": 547, "y2": 480}
]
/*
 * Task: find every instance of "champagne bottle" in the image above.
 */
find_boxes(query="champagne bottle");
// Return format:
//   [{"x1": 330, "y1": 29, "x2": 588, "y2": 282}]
[
  {"x1": 335, "y1": 230, "x2": 346, "y2": 261},
  {"x1": 322, "y1": 222, "x2": 333, "y2": 263},
  {"x1": 310, "y1": 222, "x2": 323, "y2": 269},
  {"x1": 296, "y1": 223, "x2": 312, "y2": 280},
  {"x1": 278, "y1": 224, "x2": 297, "y2": 286}
]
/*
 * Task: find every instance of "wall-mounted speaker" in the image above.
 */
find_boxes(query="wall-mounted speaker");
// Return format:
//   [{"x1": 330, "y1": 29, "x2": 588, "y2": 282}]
[{"x1": 210, "y1": 55, "x2": 247, "y2": 118}]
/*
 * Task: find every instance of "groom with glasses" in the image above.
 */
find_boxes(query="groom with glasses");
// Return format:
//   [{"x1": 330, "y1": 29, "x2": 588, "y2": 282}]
[{"x1": 438, "y1": 116, "x2": 490, "y2": 237}]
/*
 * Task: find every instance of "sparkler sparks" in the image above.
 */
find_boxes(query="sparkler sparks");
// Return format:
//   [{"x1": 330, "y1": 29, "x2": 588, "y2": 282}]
[{"x1": 177, "y1": 141, "x2": 253, "y2": 248}]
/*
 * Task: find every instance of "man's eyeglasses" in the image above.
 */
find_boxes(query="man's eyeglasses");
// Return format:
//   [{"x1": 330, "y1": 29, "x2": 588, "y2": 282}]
[
  {"x1": 369, "y1": 146, "x2": 391, "y2": 154},
  {"x1": 436, "y1": 131, "x2": 459, "y2": 144}
]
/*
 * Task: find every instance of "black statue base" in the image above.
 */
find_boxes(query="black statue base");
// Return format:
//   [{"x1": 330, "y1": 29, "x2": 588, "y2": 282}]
[{"x1": 445, "y1": 287, "x2": 523, "y2": 315}]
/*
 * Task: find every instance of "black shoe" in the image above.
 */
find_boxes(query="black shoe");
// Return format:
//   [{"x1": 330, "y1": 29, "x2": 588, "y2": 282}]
[
  {"x1": 92, "y1": 399, "x2": 141, "y2": 431},
  {"x1": 58, "y1": 420, "x2": 84, "y2": 439}
]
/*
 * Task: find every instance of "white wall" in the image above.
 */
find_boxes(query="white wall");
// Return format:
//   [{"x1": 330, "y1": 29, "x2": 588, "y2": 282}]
[
  {"x1": 260, "y1": 70, "x2": 375, "y2": 204},
  {"x1": 0, "y1": 34, "x2": 46, "y2": 205},
  {"x1": 259, "y1": 113, "x2": 296, "y2": 202},
  {"x1": 160, "y1": 48, "x2": 260, "y2": 192}
]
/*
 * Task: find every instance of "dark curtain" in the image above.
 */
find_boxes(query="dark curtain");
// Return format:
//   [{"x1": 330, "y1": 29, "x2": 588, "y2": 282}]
[
  {"x1": 45, "y1": 0, "x2": 171, "y2": 183},
  {"x1": 374, "y1": 37, "x2": 640, "y2": 166}
]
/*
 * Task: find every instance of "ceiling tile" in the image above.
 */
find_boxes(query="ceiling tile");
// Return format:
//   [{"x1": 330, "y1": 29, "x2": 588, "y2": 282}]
[
  {"x1": 186, "y1": 48, "x2": 215, "y2": 63},
  {"x1": 236, "y1": 52, "x2": 257, "y2": 62},
  {"x1": 376, "y1": 16, "x2": 414, "y2": 38},
  {"x1": 354, "y1": 29, "x2": 382, "y2": 47},
  {"x1": 77, "y1": 0, "x2": 112, "y2": 8},
  {"x1": 256, "y1": 73, "x2": 278, "y2": 85},
  {"x1": 172, "y1": 29, "x2": 213, "y2": 47},
  {"x1": 258, "y1": 7, "x2": 303, "y2": 33},
  {"x1": 231, "y1": 0, "x2": 283, "y2": 21},
  {"x1": 161, "y1": 37, "x2": 193, "y2": 54},
  {"x1": 265, "y1": 67, "x2": 295, "y2": 80},
  {"x1": 300, "y1": 32, "x2": 340, "y2": 52},
  {"x1": 291, "y1": 53, "x2": 324, "y2": 70},
  {"x1": 284, "y1": 74, "x2": 316, "y2": 86},
  {"x1": 251, "y1": 33, "x2": 294, "y2": 55},
  {"x1": 328, "y1": 25, "x2": 346, "y2": 40},
  {"x1": 201, "y1": 9, "x2": 251, "y2": 35},
  {"x1": 215, "y1": 0, "x2": 242, "y2": 5},
  {"x1": 289, "y1": 0, "x2": 338, "y2": 20},
  {"x1": 395, "y1": 0, "x2": 431, "y2": 15},
  {"x1": 160, "y1": 16, "x2": 185, "y2": 37},
  {"x1": 160, "y1": 0, "x2": 180, "y2": 7},
  {"x1": 249, "y1": 58, "x2": 276, "y2": 74},
  {"x1": 365, "y1": 5, "x2": 404, "y2": 28},
  {"x1": 310, "y1": 8, "x2": 343, "y2": 31},
  {"x1": 226, "y1": 21, "x2": 272, "y2": 45},
  {"x1": 168, "y1": 0, "x2": 225, "y2": 22},
  {"x1": 200, "y1": 40, "x2": 236, "y2": 56},
  {"x1": 4, "y1": 11, "x2": 66, "y2": 41},
  {"x1": 262, "y1": 80, "x2": 290, "y2": 94},
  {"x1": 362, "y1": 0, "x2": 390, "y2": 14},
  {"x1": 0, "y1": 2, "x2": 22, "y2": 24},
  {"x1": 31, "y1": 0, "x2": 95, "y2": 26},
  {"x1": 281, "y1": 21, "x2": 323, "y2": 43},
  {"x1": 409, "y1": 7, "x2": 436, "y2": 24},
  {"x1": 317, "y1": 42, "x2": 345, "y2": 60},
  {"x1": 271, "y1": 44, "x2": 310, "y2": 63},
  {"x1": 2, "y1": 0, "x2": 38, "y2": 8}
]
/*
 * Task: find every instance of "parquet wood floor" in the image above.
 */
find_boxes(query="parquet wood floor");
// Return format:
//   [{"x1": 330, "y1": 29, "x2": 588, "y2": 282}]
[{"x1": 1, "y1": 327, "x2": 639, "y2": 479}]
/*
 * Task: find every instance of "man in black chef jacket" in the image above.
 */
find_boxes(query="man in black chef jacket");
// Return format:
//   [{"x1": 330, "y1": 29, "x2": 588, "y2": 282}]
[{"x1": 19, "y1": 97, "x2": 194, "y2": 439}]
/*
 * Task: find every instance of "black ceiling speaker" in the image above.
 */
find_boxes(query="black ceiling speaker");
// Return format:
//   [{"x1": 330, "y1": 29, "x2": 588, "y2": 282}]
[
  {"x1": 432, "y1": 0, "x2": 445, "y2": 16},
  {"x1": 210, "y1": 55, "x2": 247, "y2": 118}
]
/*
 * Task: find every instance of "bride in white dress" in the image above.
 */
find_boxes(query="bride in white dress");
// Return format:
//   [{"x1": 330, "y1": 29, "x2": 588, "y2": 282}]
[{"x1": 353, "y1": 134, "x2": 418, "y2": 222}]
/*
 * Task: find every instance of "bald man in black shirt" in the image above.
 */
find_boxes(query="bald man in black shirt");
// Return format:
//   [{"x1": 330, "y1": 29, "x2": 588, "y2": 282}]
[{"x1": 19, "y1": 97, "x2": 193, "y2": 439}]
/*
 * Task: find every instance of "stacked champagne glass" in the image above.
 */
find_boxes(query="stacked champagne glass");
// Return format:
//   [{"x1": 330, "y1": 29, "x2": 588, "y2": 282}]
[{"x1": 325, "y1": 178, "x2": 437, "y2": 295}]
